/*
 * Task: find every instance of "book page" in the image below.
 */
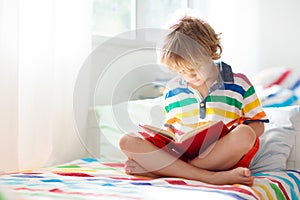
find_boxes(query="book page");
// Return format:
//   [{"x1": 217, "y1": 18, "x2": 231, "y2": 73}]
[
  {"x1": 179, "y1": 120, "x2": 222, "y2": 142},
  {"x1": 141, "y1": 120, "x2": 225, "y2": 143},
  {"x1": 141, "y1": 124, "x2": 176, "y2": 140}
]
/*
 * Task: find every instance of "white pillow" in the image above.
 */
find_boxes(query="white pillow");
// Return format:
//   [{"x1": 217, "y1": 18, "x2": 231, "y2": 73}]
[
  {"x1": 250, "y1": 106, "x2": 300, "y2": 173},
  {"x1": 94, "y1": 97, "x2": 165, "y2": 162}
]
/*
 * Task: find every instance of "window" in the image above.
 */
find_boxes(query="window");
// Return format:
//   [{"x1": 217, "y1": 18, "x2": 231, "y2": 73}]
[
  {"x1": 92, "y1": 0, "x2": 188, "y2": 36},
  {"x1": 93, "y1": 0, "x2": 132, "y2": 36},
  {"x1": 140, "y1": 0, "x2": 187, "y2": 29}
]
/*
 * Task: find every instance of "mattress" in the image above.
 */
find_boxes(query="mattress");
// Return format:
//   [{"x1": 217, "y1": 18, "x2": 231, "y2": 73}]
[{"x1": 0, "y1": 158, "x2": 299, "y2": 199}]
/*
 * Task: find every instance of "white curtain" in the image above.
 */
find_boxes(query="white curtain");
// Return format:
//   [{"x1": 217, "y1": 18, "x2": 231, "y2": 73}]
[{"x1": 0, "y1": 0, "x2": 92, "y2": 172}]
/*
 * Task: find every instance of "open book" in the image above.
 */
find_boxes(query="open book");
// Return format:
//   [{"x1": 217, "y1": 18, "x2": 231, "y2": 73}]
[{"x1": 138, "y1": 120, "x2": 230, "y2": 161}]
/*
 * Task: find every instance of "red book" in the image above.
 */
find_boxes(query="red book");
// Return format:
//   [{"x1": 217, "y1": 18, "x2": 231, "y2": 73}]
[{"x1": 138, "y1": 120, "x2": 229, "y2": 161}]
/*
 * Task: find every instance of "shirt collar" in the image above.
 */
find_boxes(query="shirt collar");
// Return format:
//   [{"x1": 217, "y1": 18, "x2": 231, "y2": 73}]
[{"x1": 218, "y1": 61, "x2": 234, "y2": 83}]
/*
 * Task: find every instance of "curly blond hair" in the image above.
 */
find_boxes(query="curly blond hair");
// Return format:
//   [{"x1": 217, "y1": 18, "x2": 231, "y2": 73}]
[{"x1": 160, "y1": 16, "x2": 222, "y2": 72}]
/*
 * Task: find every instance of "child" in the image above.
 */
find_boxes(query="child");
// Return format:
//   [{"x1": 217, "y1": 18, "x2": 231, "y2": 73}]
[{"x1": 119, "y1": 15, "x2": 268, "y2": 186}]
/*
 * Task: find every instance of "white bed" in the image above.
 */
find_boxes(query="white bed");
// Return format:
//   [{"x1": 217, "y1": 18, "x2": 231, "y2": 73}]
[{"x1": 0, "y1": 101, "x2": 299, "y2": 200}]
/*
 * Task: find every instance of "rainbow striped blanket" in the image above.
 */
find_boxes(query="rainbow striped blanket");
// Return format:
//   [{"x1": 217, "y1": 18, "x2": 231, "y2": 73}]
[{"x1": 0, "y1": 158, "x2": 299, "y2": 199}]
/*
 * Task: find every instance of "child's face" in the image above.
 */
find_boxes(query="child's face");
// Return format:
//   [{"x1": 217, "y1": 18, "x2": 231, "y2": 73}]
[
  {"x1": 178, "y1": 68, "x2": 205, "y2": 86},
  {"x1": 176, "y1": 60, "x2": 217, "y2": 87}
]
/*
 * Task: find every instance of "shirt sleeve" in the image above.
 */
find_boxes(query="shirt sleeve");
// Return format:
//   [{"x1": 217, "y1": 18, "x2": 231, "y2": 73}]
[
  {"x1": 241, "y1": 75, "x2": 269, "y2": 123},
  {"x1": 161, "y1": 77, "x2": 184, "y2": 133}
]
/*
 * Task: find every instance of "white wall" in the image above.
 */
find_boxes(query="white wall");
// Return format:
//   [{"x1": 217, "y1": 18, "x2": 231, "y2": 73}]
[
  {"x1": 194, "y1": 0, "x2": 300, "y2": 78},
  {"x1": 257, "y1": 0, "x2": 300, "y2": 74},
  {"x1": 201, "y1": 0, "x2": 260, "y2": 77}
]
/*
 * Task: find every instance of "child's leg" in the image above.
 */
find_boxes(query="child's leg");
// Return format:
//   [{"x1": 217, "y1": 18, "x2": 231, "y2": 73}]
[
  {"x1": 119, "y1": 133, "x2": 254, "y2": 185},
  {"x1": 189, "y1": 124, "x2": 257, "y2": 170},
  {"x1": 124, "y1": 158, "x2": 159, "y2": 178}
]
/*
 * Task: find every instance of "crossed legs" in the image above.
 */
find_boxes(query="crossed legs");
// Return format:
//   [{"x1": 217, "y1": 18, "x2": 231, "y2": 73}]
[{"x1": 119, "y1": 125, "x2": 257, "y2": 185}]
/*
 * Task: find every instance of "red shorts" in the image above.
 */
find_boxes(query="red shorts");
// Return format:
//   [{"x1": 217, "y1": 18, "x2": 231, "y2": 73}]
[{"x1": 232, "y1": 136, "x2": 260, "y2": 168}]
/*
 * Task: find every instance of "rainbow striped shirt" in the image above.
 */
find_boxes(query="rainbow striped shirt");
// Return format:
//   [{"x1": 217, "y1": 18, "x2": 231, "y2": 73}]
[{"x1": 163, "y1": 62, "x2": 268, "y2": 134}]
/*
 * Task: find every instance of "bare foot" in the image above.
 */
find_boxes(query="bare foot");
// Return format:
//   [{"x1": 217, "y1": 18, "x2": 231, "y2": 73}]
[
  {"x1": 124, "y1": 159, "x2": 253, "y2": 186},
  {"x1": 125, "y1": 159, "x2": 159, "y2": 178},
  {"x1": 210, "y1": 167, "x2": 254, "y2": 186}
]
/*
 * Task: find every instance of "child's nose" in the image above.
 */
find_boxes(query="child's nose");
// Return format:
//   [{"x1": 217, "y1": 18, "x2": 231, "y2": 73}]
[{"x1": 189, "y1": 73, "x2": 197, "y2": 78}]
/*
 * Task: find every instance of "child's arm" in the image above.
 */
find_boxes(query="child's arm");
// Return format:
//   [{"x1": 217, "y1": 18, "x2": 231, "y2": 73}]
[
  {"x1": 229, "y1": 122, "x2": 265, "y2": 137},
  {"x1": 242, "y1": 119, "x2": 269, "y2": 137},
  {"x1": 228, "y1": 118, "x2": 267, "y2": 137},
  {"x1": 247, "y1": 121, "x2": 265, "y2": 137}
]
